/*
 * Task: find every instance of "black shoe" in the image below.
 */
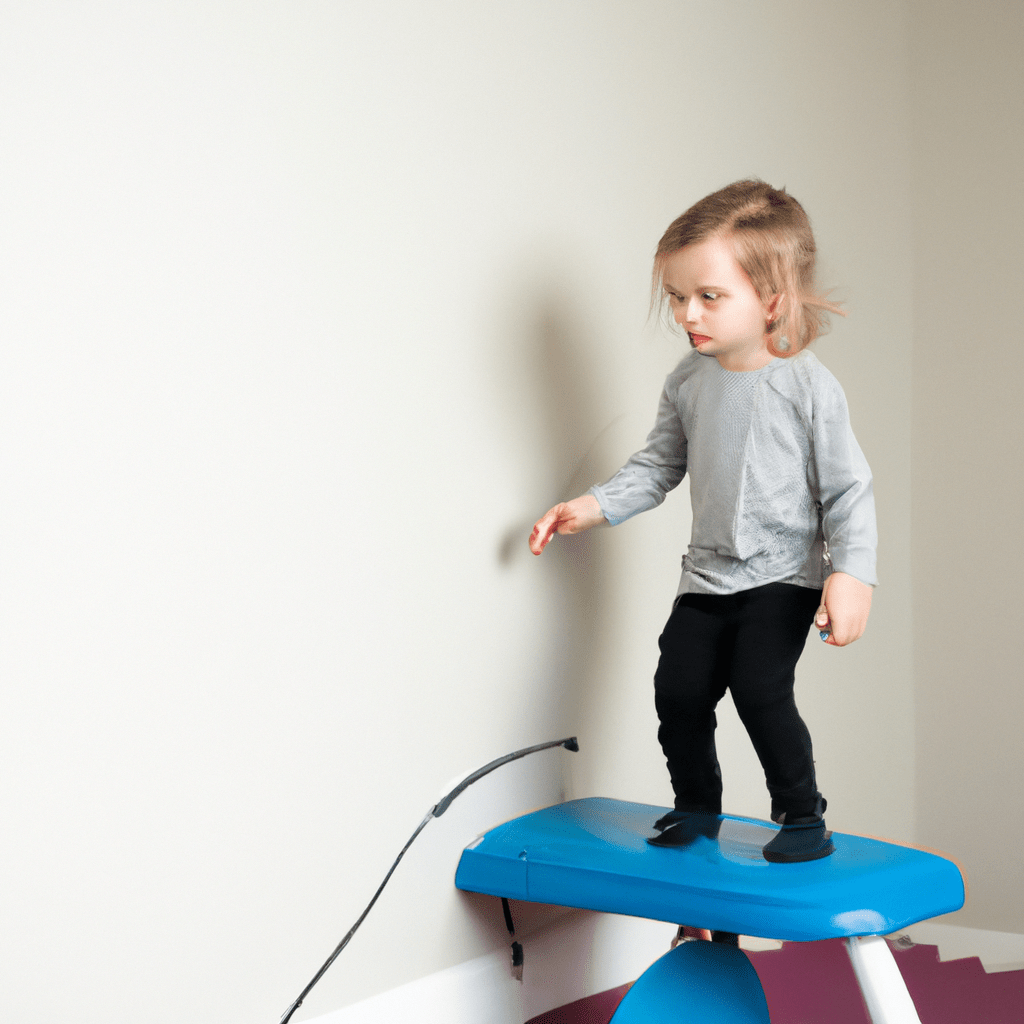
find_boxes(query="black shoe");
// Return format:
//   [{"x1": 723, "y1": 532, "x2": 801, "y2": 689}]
[
  {"x1": 762, "y1": 816, "x2": 834, "y2": 863},
  {"x1": 652, "y1": 807, "x2": 720, "y2": 831},
  {"x1": 647, "y1": 812, "x2": 722, "y2": 848},
  {"x1": 653, "y1": 809, "x2": 689, "y2": 831}
]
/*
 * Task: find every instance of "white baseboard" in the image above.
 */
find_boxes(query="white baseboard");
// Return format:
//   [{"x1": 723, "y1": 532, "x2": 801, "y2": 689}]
[
  {"x1": 304, "y1": 947, "x2": 523, "y2": 1024},
  {"x1": 306, "y1": 914, "x2": 1024, "y2": 1022},
  {"x1": 305, "y1": 910, "x2": 673, "y2": 1023}
]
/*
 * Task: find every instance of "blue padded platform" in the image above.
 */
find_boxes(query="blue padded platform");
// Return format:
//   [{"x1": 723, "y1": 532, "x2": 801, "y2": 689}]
[{"x1": 455, "y1": 798, "x2": 965, "y2": 942}]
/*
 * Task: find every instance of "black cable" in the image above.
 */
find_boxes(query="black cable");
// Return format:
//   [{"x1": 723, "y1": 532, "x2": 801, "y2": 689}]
[
  {"x1": 432, "y1": 736, "x2": 579, "y2": 817},
  {"x1": 278, "y1": 736, "x2": 578, "y2": 1024},
  {"x1": 501, "y1": 897, "x2": 524, "y2": 981}
]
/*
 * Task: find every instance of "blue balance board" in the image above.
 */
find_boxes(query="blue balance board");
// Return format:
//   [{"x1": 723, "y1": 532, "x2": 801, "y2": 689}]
[{"x1": 455, "y1": 798, "x2": 964, "y2": 942}]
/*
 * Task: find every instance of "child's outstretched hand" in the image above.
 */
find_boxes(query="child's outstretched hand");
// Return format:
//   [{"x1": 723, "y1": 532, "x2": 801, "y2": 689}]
[
  {"x1": 529, "y1": 495, "x2": 606, "y2": 555},
  {"x1": 815, "y1": 571, "x2": 873, "y2": 646}
]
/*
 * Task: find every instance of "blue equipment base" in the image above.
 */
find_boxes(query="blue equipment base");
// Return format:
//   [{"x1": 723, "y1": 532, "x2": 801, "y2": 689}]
[
  {"x1": 610, "y1": 940, "x2": 770, "y2": 1023},
  {"x1": 455, "y1": 798, "x2": 964, "y2": 942}
]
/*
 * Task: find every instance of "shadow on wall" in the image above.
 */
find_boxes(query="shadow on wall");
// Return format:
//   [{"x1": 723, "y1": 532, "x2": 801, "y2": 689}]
[{"x1": 494, "y1": 282, "x2": 619, "y2": 799}]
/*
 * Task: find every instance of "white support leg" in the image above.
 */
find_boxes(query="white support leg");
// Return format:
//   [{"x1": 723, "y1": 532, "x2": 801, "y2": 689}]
[{"x1": 845, "y1": 936, "x2": 922, "y2": 1024}]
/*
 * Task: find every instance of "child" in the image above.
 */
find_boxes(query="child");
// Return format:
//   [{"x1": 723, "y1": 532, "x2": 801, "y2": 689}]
[{"x1": 529, "y1": 180, "x2": 876, "y2": 864}]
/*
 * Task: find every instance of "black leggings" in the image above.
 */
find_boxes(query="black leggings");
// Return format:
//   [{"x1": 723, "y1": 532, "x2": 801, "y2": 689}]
[{"x1": 653, "y1": 582, "x2": 824, "y2": 821}]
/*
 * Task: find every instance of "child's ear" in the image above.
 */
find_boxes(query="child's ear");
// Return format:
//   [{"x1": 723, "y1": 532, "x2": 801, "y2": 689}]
[{"x1": 764, "y1": 293, "x2": 784, "y2": 319}]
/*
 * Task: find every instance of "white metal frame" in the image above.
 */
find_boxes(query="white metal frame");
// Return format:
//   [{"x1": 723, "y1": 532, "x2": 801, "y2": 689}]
[{"x1": 845, "y1": 935, "x2": 922, "y2": 1024}]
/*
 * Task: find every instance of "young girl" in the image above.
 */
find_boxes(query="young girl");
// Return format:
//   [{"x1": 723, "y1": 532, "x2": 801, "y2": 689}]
[{"x1": 529, "y1": 180, "x2": 875, "y2": 864}]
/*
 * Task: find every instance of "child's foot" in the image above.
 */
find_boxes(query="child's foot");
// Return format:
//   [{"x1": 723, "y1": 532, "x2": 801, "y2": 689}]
[
  {"x1": 670, "y1": 926, "x2": 740, "y2": 947},
  {"x1": 653, "y1": 808, "x2": 691, "y2": 831},
  {"x1": 671, "y1": 925, "x2": 712, "y2": 947},
  {"x1": 647, "y1": 812, "x2": 722, "y2": 848},
  {"x1": 762, "y1": 816, "x2": 834, "y2": 863},
  {"x1": 652, "y1": 807, "x2": 721, "y2": 831}
]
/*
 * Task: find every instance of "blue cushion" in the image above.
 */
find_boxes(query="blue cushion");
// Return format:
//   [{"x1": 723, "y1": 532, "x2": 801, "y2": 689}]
[{"x1": 611, "y1": 941, "x2": 770, "y2": 1023}]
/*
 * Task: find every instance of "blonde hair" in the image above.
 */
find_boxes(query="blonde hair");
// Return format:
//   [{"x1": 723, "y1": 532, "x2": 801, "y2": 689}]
[{"x1": 653, "y1": 179, "x2": 843, "y2": 355}]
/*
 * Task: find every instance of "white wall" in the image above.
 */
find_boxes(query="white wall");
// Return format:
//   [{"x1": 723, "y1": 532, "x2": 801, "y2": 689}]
[
  {"x1": 0, "y1": 3, "x2": 919, "y2": 1022},
  {"x1": 908, "y1": 1, "x2": 1024, "y2": 933}
]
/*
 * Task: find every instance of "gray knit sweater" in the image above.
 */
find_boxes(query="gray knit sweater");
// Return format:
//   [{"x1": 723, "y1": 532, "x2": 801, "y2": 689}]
[{"x1": 590, "y1": 349, "x2": 877, "y2": 596}]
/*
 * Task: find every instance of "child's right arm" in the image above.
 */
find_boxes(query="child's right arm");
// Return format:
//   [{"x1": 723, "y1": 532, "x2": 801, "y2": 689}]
[
  {"x1": 530, "y1": 366, "x2": 689, "y2": 556},
  {"x1": 529, "y1": 495, "x2": 606, "y2": 555}
]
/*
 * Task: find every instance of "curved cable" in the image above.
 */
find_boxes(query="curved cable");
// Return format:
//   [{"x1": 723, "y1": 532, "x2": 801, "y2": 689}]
[{"x1": 278, "y1": 736, "x2": 578, "y2": 1024}]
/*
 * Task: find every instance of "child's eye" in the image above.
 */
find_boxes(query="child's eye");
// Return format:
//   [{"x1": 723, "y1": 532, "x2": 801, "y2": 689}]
[{"x1": 702, "y1": 292, "x2": 719, "y2": 302}]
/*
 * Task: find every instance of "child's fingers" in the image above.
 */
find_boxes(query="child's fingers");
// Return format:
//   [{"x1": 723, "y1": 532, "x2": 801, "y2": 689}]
[
  {"x1": 528, "y1": 523, "x2": 549, "y2": 555},
  {"x1": 529, "y1": 509, "x2": 560, "y2": 554},
  {"x1": 815, "y1": 603, "x2": 833, "y2": 643}
]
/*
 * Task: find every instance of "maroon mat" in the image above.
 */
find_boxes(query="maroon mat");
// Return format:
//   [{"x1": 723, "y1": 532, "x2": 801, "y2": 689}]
[
  {"x1": 525, "y1": 983, "x2": 632, "y2": 1024},
  {"x1": 525, "y1": 939, "x2": 1024, "y2": 1024}
]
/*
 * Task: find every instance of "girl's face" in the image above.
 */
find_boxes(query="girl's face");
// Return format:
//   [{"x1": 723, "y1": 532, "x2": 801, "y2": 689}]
[{"x1": 662, "y1": 234, "x2": 776, "y2": 372}]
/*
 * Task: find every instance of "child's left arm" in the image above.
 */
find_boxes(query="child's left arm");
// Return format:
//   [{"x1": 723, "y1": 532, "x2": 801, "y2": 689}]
[
  {"x1": 815, "y1": 571, "x2": 872, "y2": 646},
  {"x1": 808, "y1": 363, "x2": 877, "y2": 646}
]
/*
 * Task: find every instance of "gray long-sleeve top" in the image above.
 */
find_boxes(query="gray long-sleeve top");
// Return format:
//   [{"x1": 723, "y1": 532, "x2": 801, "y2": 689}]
[{"x1": 590, "y1": 349, "x2": 877, "y2": 596}]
